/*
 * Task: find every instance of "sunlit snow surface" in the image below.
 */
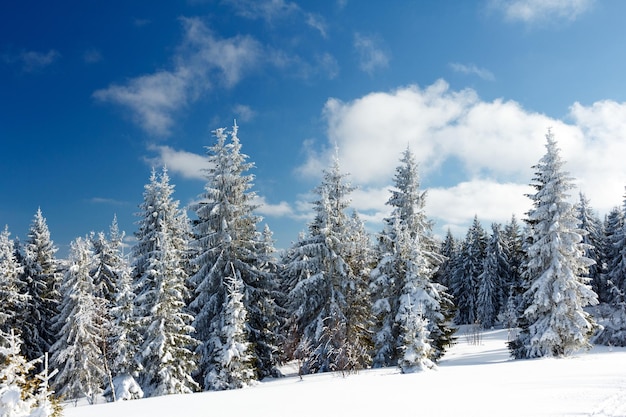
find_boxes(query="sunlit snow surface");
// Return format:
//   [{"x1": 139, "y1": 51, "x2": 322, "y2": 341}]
[{"x1": 64, "y1": 327, "x2": 626, "y2": 417}]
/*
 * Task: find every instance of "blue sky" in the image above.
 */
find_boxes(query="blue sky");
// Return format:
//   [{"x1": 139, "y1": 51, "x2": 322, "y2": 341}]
[{"x1": 2, "y1": 0, "x2": 626, "y2": 255}]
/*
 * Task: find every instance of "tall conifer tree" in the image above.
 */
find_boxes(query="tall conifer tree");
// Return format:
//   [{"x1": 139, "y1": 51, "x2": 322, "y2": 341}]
[
  {"x1": 576, "y1": 193, "x2": 606, "y2": 302},
  {"x1": 19, "y1": 209, "x2": 61, "y2": 361},
  {"x1": 477, "y1": 223, "x2": 509, "y2": 328},
  {"x1": 0, "y1": 226, "x2": 28, "y2": 338},
  {"x1": 370, "y1": 148, "x2": 453, "y2": 366},
  {"x1": 510, "y1": 130, "x2": 598, "y2": 358},
  {"x1": 50, "y1": 237, "x2": 106, "y2": 404},
  {"x1": 451, "y1": 216, "x2": 487, "y2": 325},
  {"x1": 190, "y1": 123, "x2": 280, "y2": 389},
  {"x1": 132, "y1": 167, "x2": 199, "y2": 396},
  {"x1": 282, "y1": 154, "x2": 371, "y2": 373}
]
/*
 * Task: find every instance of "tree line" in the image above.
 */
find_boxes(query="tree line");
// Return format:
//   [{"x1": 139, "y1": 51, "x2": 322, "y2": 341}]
[{"x1": 1, "y1": 125, "x2": 625, "y2": 414}]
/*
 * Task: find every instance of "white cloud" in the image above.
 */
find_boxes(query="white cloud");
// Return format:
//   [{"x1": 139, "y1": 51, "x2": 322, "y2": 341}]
[
  {"x1": 224, "y1": 0, "x2": 300, "y2": 22},
  {"x1": 302, "y1": 79, "x2": 626, "y2": 238},
  {"x1": 253, "y1": 195, "x2": 296, "y2": 218},
  {"x1": 94, "y1": 71, "x2": 189, "y2": 136},
  {"x1": 427, "y1": 180, "x2": 533, "y2": 232},
  {"x1": 93, "y1": 17, "x2": 262, "y2": 136},
  {"x1": 233, "y1": 104, "x2": 257, "y2": 122},
  {"x1": 353, "y1": 33, "x2": 390, "y2": 74},
  {"x1": 224, "y1": 0, "x2": 328, "y2": 40},
  {"x1": 306, "y1": 13, "x2": 328, "y2": 38},
  {"x1": 3, "y1": 49, "x2": 60, "y2": 72},
  {"x1": 316, "y1": 53, "x2": 340, "y2": 79},
  {"x1": 88, "y1": 197, "x2": 129, "y2": 206},
  {"x1": 490, "y1": 0, "x2": 595, "y2": 23},
  {"x1": 449, "y1": 62, "x2": 495, "y2": 81},
  {"x1": 147, "y1": 145, "x2": 208, "y2": 180}
]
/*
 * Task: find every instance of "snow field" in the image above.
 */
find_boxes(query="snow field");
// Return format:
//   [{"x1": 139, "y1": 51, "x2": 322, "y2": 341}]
[{"x1": 63, "y1": 327, "x2": 626, "y2": 417}]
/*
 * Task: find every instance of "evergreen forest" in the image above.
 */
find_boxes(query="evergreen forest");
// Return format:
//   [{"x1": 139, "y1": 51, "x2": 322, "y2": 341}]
[{"x1": 2, "y1": 125, "x2": 626, "y2": 416}]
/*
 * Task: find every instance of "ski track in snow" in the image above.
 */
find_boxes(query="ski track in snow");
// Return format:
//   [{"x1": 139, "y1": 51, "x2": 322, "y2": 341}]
[{"x1": 63, "y1": 327, "x2": 626, "y2": 417}]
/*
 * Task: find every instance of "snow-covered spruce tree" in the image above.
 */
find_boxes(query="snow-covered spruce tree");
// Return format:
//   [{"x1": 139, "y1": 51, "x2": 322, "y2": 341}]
[
  {"x1": 29, "y1": 353, "x2": 62, "y2": 417},
  {"x1": 451, "y1": 216, "x2": 487, "y2": 325},
  {"x1": 18, "y1": 209, "x2": 62, "y2": 361},
  {"x1": 89, "y1": 221, "x2": 126, "y2": 399},
  {"x1": 433, "y1": 228, "x2": 457, "y2": 289},
  {"x1": 604, "y1": 193, "x2": 626, "y2": 306},
  {"x1": 509, "y1": 130, "x2": 598, "y2": 359},
  {"x1": 341, "y1": 211, "x2": 374, "y2": 370},
  {"x1": 50, "y1": 236, "x2": 107, "y2": 404},
  {"x1": 370, "y1": 148, "x2": 453, "y2": 367},
  {"x1": 477, "y1": 223, "x2": 510, "y2": 329},
  {"x1": 502, "y1": 215, "x2": 526, "y2": 318},
  {"x1": 204, "y1": 270, "x2": 254, "y2": 390},
  {"x1": 576, "y1": 193, "x2": 607, "y2": 302},
  {"x1": 0, "y1": 330, "x2": 39, "y2": 417},
  {"x1": 0, "y1": 226, "x2": 28, "y2": 339},
  {"x1": 593, "y1": 196, "x2": 626, "y2": 346},
  {"x1": 254, "y1": 224, "x2": 286, "y2": 368},
  {"x1": 93, "y1": 217, "x2": 143, "y2": 401},
  {"x1": 132, "y1": 167, "x2": 199, "y2": 397},
  {"x1": 283, "y1": 154, "x2": 371, "y2": 374},
  {"x1": 397, "y1": 302, "x2": 435, "y2": 374},
  {"x1": 190, "y1": 123, "x2": 280, "y2": 388}
]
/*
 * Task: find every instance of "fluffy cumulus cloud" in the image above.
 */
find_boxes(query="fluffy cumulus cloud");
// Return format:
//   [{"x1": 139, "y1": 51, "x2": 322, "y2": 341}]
[
  {"x1": 253, "y1": 195, "x2": 296, "y2": 218},
  {"x1": 93, "y1": 17, "x2": 262, "y2": 136},
  {"x1": 301, "y1": 79, "x2": 626, "y2": 238},
  {"x1": 147, "y1": 145, "x2": 208, "y2": 180},
  {"x1": 490, "y1": 0, "x2": 595, "y2": 23}
]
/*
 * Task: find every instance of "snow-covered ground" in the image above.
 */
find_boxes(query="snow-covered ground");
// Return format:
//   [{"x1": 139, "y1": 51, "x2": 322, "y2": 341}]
[{"x1": 64, "y1": 327, "x2": 626, "y2": 417}]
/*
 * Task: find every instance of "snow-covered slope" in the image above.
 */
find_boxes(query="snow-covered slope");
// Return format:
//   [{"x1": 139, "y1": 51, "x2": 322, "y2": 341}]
[{"x1": 63, "y1": 327, "x2": 626, "y2": 417}]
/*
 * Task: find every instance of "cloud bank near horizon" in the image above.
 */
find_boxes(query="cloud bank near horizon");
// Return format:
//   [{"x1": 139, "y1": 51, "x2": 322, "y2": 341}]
[{"x1": 148, "y1": 78, "x2": 626, "y2": 239}]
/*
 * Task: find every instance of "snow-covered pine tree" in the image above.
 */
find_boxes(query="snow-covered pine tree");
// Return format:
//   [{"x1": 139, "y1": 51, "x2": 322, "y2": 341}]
[
  {"x1": 29, "y1": 353, "x2": 62, "y2": 417},
  {"x1": 93, "y1": 217, "x2": 143, "y2": 401},
  {"x1": 50, "y1": 236, "x2": 107, "y2": 404},
  {"x1": 341, "y1": 211, "x2": 374, "y2": 370},
  {"x1": 370, "y1": 148, "x2": 453, "y2": 366},
  {"x1": 510, "y1": 130, "x2": 598, "y2": 359},
  {"x1": 0, "y1": 226, "x2": 28, "y2": 339},
  {"x1": 0, "y1": 330, "x2": 39, "y2": 417},
  {"x1": 477, "y1": 223, "x2": 510, "y2": 328},
  {"x1": 132, "y1": 167, "x2": 199, "y2": 396},
  {"x1": 502, "y1": 215, "x2": 525, "y2": 318},
  {"x1": 18, "y1": 209, "x2": 62, "y2": 361},
  {"x1": 576, "y1": 193, "x2": 607, "y2": 302},
  {"x1": 90, "y1": 223, "x2": 125, "y2": 398},
  {"x1": 604, "y1": 193, "x2": 626, "y2": 306},
  {"x1": 451, "y1": 216, "x2": 487, "y2": 325},
  {"x1": 251, "y1": 224, "x2": 283, "y2": 375},
  {"x1": 190, "y1": 123, "x2": 280, "y2": 388},
  {"x1": 433, "y1": 229, "x2": 456, "y2": 289},
  {"x1": 593, "y1": 195, "x2": 626, "y2": 346},
  {"x1": 282, "y1": 154, "x2": 370, "y2": 373},
  {"x1": 397, "y1": 302, "x2": 435, "y2": 374},
  {"x1": 204, "y1": 269, "x2": 254, "y2": 390}
]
